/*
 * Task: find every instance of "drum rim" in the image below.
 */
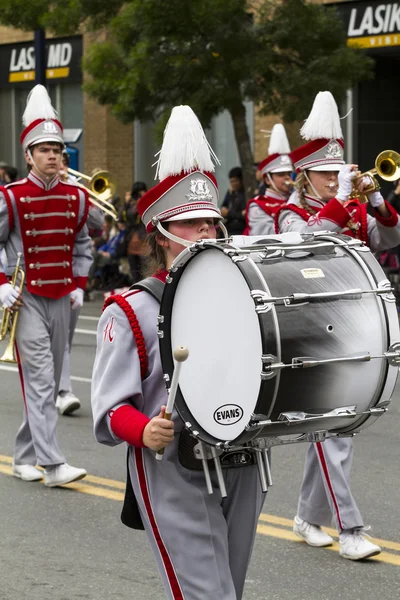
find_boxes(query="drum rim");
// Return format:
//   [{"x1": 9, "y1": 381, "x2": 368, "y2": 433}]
[{"x1": 158, "y1": 241, "x2": 279, "y2": 446}]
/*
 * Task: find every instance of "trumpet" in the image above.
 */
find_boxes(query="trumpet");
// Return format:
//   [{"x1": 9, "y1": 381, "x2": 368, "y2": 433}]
[
  {"x1": 0, "y1": 253, "x2": 25, "y2": 364},
  {"x1": 68, "y1": 167, "x2": 118, "y2": 221},
  {"x1": 349, "y1": 150, "x2": 400, "y2": 204}
]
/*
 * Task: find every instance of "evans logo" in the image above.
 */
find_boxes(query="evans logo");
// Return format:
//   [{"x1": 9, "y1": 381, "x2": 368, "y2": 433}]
[{"x1": 213, "y1": 404, "x2": 244, "y2": 426}]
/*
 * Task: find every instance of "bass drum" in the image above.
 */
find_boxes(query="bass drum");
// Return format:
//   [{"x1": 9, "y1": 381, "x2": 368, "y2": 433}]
[{"x1": 158, "y1": 233, "x2": 400, "y2": 447}]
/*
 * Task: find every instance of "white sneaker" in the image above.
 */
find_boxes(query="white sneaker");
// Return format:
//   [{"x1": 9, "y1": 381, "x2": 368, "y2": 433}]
[
  {"x1": 12, "y1": 463, "x2": 43, "y2": 482},
  {"x1": 339, "y1": 530, "x2": 381, "y2": 560},
  {"x1": 56, "y1": 391, "x2": 81, "y2": 415},
  {"x1": 44, "y1": 463, "x2": 87, "y2": 487},
  {"x1": 293, "y1": 515, "x2": 334, "y2": 547}
]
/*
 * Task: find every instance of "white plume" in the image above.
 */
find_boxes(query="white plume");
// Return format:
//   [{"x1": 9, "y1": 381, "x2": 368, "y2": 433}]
[
  {"x1": 155, "y1": 105, "x2": 220, "y2": 181},
  {"x1": 22, "y1": 84, "x2": 58, "y2": 126},
  {"x1": 268, "y1": 124, "x2": 291, "y2": 155},
  {"x1": 300, "y1": 91, "x2": 343, "y2": 141}
]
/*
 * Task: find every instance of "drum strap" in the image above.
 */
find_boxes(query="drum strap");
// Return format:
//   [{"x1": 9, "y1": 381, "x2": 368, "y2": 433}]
[
  {"x1": 274, "y1": 203, "x2": 311, "y2": 234},
  {"x1": 103, "y1": 277, "x2": 165, "y2": 530},
  {"x1": 129, "y1": 277, "x2": 165, "y2": 303}
]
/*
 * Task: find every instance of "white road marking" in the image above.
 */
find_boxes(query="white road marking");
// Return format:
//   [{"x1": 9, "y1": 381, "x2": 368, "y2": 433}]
[
  {"x1": 0, "y1": 365, "x2": 92, "y2": 383},
  {"x1": 74, "y1": 328, "x2": 97, "y2": 336},
  {"x1": 78, "y1": 315, "x2": 99, "y2": 322}
]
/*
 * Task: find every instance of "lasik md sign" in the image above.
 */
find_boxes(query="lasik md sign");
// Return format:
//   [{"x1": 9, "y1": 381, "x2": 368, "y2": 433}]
[
  {"x1": 10, "y1": 43, "x2": 72, "y2": 72},
  {"x1": 347, "y1": 3, "x2": 400, "y2": 36},
  {"x1": 0, "y1": 36, "x2": 82, "y2": 87}
]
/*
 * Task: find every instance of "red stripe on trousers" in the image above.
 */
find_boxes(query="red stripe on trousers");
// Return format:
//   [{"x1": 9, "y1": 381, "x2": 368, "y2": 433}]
[
  {"x1": 15, "y1": 343, "x2": 28, "y2": 413},
  {"x1": 134, "y1": 448, "x2": 184, "y2": 599},
  {"x1": 315, "y1": 441, "x2": 343, "y2": 531}
]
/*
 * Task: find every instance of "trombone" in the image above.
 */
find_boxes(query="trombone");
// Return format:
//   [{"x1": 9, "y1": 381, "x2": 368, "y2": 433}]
[
  {"x1": 0, "y1": 253, "x2": 25, "y2": 364},
  {"x1": 350, "y1": 150, "x2": 400, "y2": 204},
  {"x1": 68, "y1": 167, "x2": 118, "y2": 221}
]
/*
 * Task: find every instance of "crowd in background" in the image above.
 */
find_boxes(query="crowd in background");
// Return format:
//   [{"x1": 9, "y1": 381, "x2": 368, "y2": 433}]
[
  {"x1": 2, "y1": 157, "x2": 400, "y2": 305},
  {"x1": 86, "y1": 180, "x2": 148, "y2": 297}
]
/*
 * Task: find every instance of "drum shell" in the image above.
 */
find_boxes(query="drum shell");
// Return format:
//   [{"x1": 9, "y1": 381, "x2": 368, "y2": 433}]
[{"x1": 159, "y1": 237, "x2": 399, "y2": 447}]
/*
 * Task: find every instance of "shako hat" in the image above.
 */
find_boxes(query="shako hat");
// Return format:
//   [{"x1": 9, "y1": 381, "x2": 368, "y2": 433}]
[
  {"x1": 137, "y1": 105, "x2": 223, "y2": 233},
  {"x1": 259, "y1": 124, "x2": 293, "y2": 175},
  {"x1": 290, "y1": 91, "x2": 345, "y2": 173},
  {"x1": 20, "y1": 84, "x2": 64, "y2": 150}
]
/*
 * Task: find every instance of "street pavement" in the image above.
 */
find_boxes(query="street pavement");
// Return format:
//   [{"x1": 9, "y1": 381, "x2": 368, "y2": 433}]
[{"x1": 0, "y1": 297, "x2": 399, "y2": 600}]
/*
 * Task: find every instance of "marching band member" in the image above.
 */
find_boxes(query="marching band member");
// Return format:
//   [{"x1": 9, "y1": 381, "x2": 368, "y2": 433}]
[
  {"x1": 57, "y1": 151, "x2": 104, "y2": 416},
  {"x1": 245, "y1": 124, "x2": 293, "y2": 235},
  {"x1": 91, "y1": 106, "x2": 265, "y2": 600},
  {"x1": 0, "y1": 85, "x2": 92, "y2": 486},
  {"x1": 276, "y1": 91, "x2": 400, "y2": 560}
]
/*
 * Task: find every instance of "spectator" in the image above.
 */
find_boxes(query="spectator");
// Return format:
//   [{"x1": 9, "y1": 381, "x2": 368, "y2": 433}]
[
  {"x1": 119, "y1": 181, "x2": 148, "y2": 283},
  {"x1": 221, "y1": 167, "x2": 247, "y2": 235},
  {"x1": 0, "y1": 161, "x2": 9, "y2": 185},
  {"x1": 3, "y1": 166, "x2": 18, "y2": 184},
  {"x1": 88, "y1": 218, "x2": 129, "y2": 291}
]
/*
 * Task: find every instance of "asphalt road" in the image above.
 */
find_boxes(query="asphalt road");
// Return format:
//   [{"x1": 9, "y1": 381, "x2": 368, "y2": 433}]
[{"x1": 0, "y1": 297, "x2": 399, "y2": 600}]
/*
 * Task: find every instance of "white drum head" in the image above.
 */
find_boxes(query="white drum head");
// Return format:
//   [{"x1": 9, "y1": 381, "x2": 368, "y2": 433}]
[{"x1": 170, "y1": 249, "x2": 262, "y2": 441}]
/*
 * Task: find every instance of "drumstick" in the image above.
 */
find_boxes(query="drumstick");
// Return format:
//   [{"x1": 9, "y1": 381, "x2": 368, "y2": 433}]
[{"x1": 155, "y1": 346, "x2": 189, "y2": 461}]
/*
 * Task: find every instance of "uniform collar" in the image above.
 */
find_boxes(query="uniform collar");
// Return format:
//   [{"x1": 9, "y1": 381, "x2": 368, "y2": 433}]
[
  {"x1": 264, "y1": 188, "x2": 289, "y2": 202},
  {"x1": 288, "y1": 190, "x2": 325, "y2": 211},
  {"x1": 28, "y1": 170, "x2": 60, "y2": 191}
]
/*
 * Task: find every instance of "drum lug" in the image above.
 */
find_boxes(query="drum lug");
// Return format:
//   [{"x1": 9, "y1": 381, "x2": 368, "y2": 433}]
[
  {"x1": 250, "y1": 412, "x2": 270, "y2": 422},
  {"x1": 158, "y1": 314, "x2": 164, "y2": 324},
  {"x1": 377, "y1": 279, "x2": 396, "y2": 303},
  {"x1": 157, "y1": 329, "x2": 164, "y2": 338},
  {"x1": 261, "y1": 354, "x2": 284, "y2": 378},
  {"x1": 384, "y1": 342, "x2": 400, "y2": 366},
  {"x1": 251, "y1": 290, "x2": 273, "y2": 313},
  {"x1": 223, "y1": 248, "x2": 247, "y2": 262}
]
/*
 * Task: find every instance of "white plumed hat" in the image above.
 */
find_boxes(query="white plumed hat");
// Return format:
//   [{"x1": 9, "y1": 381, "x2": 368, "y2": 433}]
[
  {"x1": 20, "y1": 84, "x2": 64, "y2": 150},
  {"x1": 138, "y1": 105, "x2": 222, "y2": 232},
  {"x1": 259, "y1": 123, "x2": 293, "y2": 175},
  {"x1": 290, "y1": 91, "x2": 345, "y2": 172}
]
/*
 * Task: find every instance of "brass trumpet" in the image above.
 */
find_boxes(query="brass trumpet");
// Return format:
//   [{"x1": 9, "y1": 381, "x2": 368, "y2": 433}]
[
  {"x1": 0, "y1": 253, "x2": 25, "y2": 364},
  {"x1": 68, "y1": 167, "x2": 118, "y2": 221},
  {"x1": 350, "y1": 150, "x2": 400, "y2": 204}
]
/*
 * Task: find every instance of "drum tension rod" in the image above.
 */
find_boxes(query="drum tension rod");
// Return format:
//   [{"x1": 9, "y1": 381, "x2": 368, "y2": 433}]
[{"x1": 252, "y1": 287, "x2": 392, "y2": 311}]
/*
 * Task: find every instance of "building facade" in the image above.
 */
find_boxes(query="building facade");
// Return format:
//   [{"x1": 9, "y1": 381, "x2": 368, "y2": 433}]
[
  {"x1": 318, "y1": 0, "x2": 400, "y2": 197},
  {"x1": 0, "y1": 26, "x2": 252, "y2": 200},
  {"x1": 1, "y1": 2, "x2": 398, "y2": 200}
]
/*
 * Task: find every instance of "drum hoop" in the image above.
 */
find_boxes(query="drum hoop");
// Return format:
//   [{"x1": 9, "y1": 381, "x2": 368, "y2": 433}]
[
  {"x1": 245, "y1": 255, "x2": 282, "y2": 420},
  {"x1": 315, "y1": 234, "x2": 397, "y2": 434},
  {"x1": 159, "y1": 241, "x2": 278, "y2": 445}
]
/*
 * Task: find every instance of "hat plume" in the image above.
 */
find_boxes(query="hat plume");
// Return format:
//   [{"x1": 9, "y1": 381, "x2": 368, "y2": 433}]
[
  {"x1": 22, "y1": 84, "x2": 58, "y2": 126},
  {"x1": 300, "y1": 91, "x2": 343, "y2": 141},
  {"x1": 155, "y1": 105, "x2": 220, "y2": 181}
]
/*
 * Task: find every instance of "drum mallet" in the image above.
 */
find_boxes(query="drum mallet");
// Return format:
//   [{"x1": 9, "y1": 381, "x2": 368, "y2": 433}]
[{"x1": 156, "y1": 346, "x2": 189, "y2": 461}]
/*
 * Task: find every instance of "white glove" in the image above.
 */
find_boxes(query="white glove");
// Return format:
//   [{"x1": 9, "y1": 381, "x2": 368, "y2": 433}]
[
  {"x1": 336, "y1": 164, "x2": 357, "y2": 201},
  {"x1": 368, "y1": 191, "x2": 385, "y2": 208},
  {"x1": 70, "y1": 287, "x2": 84, "y2": 310},
  {"x1": 0, "y1": 283, "x2": 20, "y2": 308}
]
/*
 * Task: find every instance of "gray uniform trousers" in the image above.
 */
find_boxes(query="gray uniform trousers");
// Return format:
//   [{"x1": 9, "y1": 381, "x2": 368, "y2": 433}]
[
  {"x1": 297, "y1": 437, "x2": 364, "y2": 532},
  {"x1": 14, "y1": 289, "x2": 70, "y2": 467},
  {"x1": 130, "y1": 445, "x2": 266, "y2": 600},
  {"x1": 59, "y1": 306, "x2": 80, "y2": 393}
]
